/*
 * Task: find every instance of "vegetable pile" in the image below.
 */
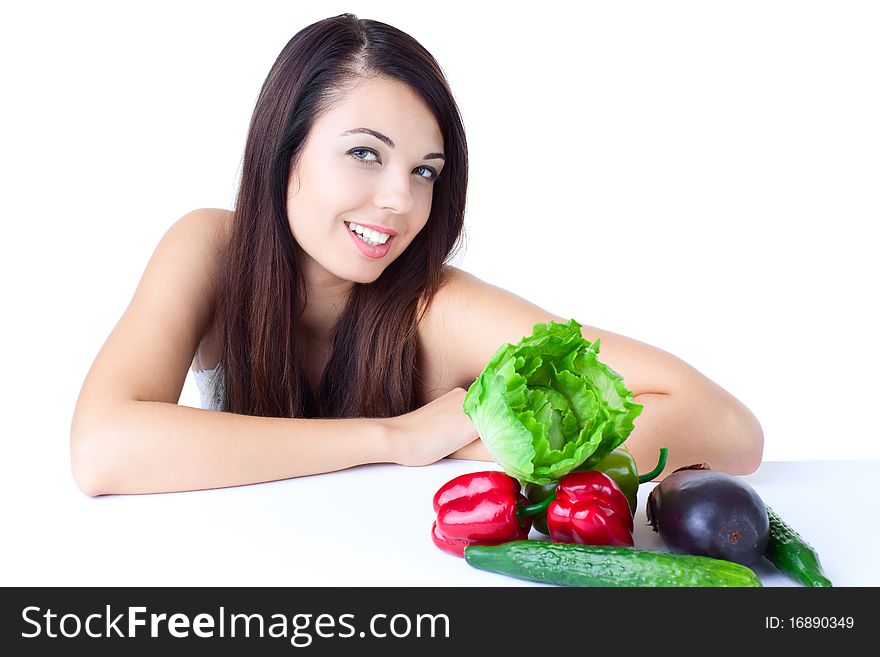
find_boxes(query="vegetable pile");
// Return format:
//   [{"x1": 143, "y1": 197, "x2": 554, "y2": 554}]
[{"x1": 429, "y1": 319, "x2": 831, "y2": 587}]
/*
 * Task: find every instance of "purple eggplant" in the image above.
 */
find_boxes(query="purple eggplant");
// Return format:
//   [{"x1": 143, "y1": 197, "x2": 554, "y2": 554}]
[{"x1": 646, "y1": 464, "x2": 769, "y2": 566}]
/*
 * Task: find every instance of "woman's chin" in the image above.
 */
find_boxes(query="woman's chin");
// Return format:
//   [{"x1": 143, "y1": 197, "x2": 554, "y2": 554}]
[
  {"x1": 321, "y1": 261, "x2": 385, "y2": 286},
  {"x1": 299, "y1": 248, "x2": 388, "y2": 286},
  {"x1": 349, "y1": 268, "x2": 384, "y2": 285}
]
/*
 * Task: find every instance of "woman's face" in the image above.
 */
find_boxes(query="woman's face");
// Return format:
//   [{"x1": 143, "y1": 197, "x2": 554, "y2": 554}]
[{"x1": 286, "y1": 75, "x2": 445, "y2": 286}]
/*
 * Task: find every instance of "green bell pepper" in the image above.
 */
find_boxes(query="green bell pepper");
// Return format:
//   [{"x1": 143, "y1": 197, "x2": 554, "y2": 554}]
[
  {"x1": 524, "y1": 446, "x2": 668, "y2": 536},
  {"x1": 592, "y1": 445, "x2": 640, "y2": 514}
]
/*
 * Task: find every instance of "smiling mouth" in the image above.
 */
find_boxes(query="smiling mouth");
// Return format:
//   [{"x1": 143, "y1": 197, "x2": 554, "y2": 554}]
[
  {"x1": 344, "y1": 221, "x2": 393, "y2": 246},
  {"x1": 344, "y1": 222, "x2": 396, "y2": 259}
]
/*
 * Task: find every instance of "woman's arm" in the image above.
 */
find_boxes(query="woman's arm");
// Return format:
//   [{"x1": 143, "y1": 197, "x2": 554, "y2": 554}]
[
  {"x1": 429, "y1": 268, "x2": 764, "y2": 477},
  {"x1": 71, "y1": 401, "x2": 391, "y2": 495},
  {"x1": 72, "y1": 388, "x2": 477, "y2": 496}
]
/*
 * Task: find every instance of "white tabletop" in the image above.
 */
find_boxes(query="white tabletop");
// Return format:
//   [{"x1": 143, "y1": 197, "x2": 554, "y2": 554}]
[{"x1": 7, "y1": 459, "x2": 877, "y2": 587}]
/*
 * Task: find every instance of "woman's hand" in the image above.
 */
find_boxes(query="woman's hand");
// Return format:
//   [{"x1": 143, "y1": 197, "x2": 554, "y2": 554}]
[{"x1": 384, "y1": 387, "x2": 482, "y2": 467}]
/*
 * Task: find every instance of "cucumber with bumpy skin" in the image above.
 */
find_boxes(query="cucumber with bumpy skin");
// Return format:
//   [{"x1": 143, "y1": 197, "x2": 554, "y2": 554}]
[
  {"x1": 764, "y1": 505, "x2": 832, "y2": 587},
  {"x1": 464, "y1": 540, "x2": 762, "y2": 587}
]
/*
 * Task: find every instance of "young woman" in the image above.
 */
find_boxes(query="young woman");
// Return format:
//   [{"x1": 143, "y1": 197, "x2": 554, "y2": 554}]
[{"x1": 70, "y1": 14, "x2": 763, "y2": 496}]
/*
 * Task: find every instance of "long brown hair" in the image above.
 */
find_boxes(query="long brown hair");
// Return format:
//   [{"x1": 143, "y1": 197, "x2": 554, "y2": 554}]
[{"x1": 216, "y1": 14, "x2": 468, "y2": 419}]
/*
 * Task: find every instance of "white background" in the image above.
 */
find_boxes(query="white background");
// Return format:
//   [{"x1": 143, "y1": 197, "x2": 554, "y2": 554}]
[{"x1": 1, "y1": 0, "x2": 878, "y2": 551}]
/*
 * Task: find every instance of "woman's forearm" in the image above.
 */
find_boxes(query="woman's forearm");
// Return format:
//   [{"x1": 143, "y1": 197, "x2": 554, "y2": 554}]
[
  {"x1": 626, "y1": 390, "x2": 764, "y2": 479},
  {"x1": 70, "y1": 400, "x2": 392, "y2": 496}
]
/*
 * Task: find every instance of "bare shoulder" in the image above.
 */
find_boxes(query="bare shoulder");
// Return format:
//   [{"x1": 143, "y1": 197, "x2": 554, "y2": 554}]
[
  {"x1": 419, "y1": 266, "x2": 698, "y2": 398},
  {"x1": 177, "y1": 207, "x2": 233, "y2": 261},
  {"x1": 156, "y1": 207, "x2": 232, "y2": 271},
  {"x1": 173, "y1": 208, "x2": 233, "y2": 370},
  {"x1": 160, "y1": 206, "x2": 232, "y2": 335},
  {"x1": 418, "y1": 267, "x2": 559, "y2": 390}
]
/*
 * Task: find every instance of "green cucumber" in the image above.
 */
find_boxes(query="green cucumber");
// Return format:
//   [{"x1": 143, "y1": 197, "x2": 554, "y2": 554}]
[
  {"x1": 464, "y1": 540, "x2": 762, "y2": 587},
  {"x1": 764, "y1": 505, "x2": 832, "y2": 587}
]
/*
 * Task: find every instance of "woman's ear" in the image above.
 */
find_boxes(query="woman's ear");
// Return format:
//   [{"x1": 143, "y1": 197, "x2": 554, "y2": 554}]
[{"x1": 288, "y1": 170, "x2": 302, "y2": 197}]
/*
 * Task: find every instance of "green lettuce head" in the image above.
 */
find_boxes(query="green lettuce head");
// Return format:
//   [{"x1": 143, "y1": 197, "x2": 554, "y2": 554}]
[{"x1": 462, "y1": 319, "x2": 643, "y2": 485}]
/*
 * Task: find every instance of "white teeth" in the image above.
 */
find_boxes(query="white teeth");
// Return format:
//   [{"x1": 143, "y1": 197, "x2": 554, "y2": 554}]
[{"x1": 347, "y1": 222, "x2": 391, "y2": 246}]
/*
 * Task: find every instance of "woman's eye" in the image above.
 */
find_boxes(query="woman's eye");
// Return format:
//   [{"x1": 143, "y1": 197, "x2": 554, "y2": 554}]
[
  {"x1": 414, "y1": 165, "x2": 439, "y2": 182},
  {"x1": 349, "y1": 148, "x2": 379, "y2": 163}
]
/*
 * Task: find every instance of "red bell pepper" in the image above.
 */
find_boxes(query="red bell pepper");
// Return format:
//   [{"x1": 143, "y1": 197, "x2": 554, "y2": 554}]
[
  {"x1": 547, "y1": 470, "x2": 635, "y2": 547},
  {"x1": 432, "y1": 471, "x2": 539, "y2": 557}
]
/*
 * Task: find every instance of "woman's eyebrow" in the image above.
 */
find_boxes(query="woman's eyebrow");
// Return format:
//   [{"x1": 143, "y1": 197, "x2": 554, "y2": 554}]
[{"x1": 340, "y1": 127, "x2": 446, "y2": 161}]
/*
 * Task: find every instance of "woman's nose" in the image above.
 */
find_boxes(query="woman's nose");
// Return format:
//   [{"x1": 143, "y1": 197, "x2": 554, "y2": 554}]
[{"x1": 373, "y1": 167, "x2": 414, "y2": 215}]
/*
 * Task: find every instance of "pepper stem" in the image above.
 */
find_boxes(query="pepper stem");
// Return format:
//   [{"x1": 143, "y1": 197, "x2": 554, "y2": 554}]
[
  {"x1": 638, "y1": 447, "x2": 669, "y2": 483},
  {"x1": 517, "y1": 494, "x2": 556, "y2": 519}
]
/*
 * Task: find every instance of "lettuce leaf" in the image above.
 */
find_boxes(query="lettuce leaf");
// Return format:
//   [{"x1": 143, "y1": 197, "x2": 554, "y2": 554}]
[{"x1": 462, "y1": 319, "x2": 643, "y2": 484}]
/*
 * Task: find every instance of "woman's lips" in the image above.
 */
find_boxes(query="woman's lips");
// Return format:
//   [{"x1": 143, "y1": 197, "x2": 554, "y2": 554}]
[{"x1": 346, "y1": 224, "x2": 395, "y2": 259}]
